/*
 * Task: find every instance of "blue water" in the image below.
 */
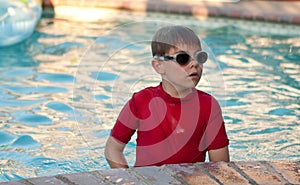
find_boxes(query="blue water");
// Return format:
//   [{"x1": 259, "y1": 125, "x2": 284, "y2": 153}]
[{"x1": 0, "y1": 10, "x2": 299, "y2": 182}]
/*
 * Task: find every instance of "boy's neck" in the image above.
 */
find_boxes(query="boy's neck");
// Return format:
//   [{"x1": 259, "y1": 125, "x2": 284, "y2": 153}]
[{"x1": 161, "y1": 80, "x2": 194, "y2": 98}]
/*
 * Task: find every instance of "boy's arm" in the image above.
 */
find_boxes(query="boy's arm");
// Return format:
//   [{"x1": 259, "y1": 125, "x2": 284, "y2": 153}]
[
  {"x1": 208, "y1": 146, "x2": 230, "y2": 162},
  {"x1": 105, "y1": 136, "x2": 129, "y2": 168}
]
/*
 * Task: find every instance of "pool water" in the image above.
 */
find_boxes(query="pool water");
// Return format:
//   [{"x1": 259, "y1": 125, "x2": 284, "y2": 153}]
[{"x1": 0, "y1": 9, "x2": 299, "y2": 182}]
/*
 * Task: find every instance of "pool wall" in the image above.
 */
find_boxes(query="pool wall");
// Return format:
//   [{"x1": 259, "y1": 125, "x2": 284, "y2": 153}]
[{"x1": 46, "y1": 0, "x2": 300, "y2": 25}]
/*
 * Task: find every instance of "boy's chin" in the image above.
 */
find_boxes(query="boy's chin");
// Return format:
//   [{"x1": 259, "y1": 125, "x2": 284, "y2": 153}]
[
  {"x1": 191, "y1": 79, "x2": 200, "y2": 87},
  {"x1": 185, "y1": 82, "x2": 198, "y2": 89}
]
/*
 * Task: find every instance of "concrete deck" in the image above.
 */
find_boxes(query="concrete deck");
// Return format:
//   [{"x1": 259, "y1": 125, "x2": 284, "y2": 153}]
[
  {"x1": 1, "y1": 160, "x2": 299, "y2": 184},
  {"x1": 45, "y1": 0, "x2": 300, "y2": 25}
]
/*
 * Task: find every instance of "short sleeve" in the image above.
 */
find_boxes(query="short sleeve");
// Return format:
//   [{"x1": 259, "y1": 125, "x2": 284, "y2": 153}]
[
  {"x1": 110, "y1": 97, "x2": 139, "y2": 144},
  {"x1": 199, "y1": 96, "x2": 229, "y2": 151},
  {"x1": 207, "y1": 119, "x2": 229, "y2": 150}
]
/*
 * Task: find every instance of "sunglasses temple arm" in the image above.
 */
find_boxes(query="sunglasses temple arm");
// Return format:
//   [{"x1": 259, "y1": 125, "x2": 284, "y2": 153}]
[{"x1": 153, "y1": 56, "x2": 172, "y2": 61}]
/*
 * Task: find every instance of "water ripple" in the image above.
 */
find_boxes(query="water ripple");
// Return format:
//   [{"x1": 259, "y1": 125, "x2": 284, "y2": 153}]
[
  {"x1": 35, "y1": 73, "x2": 76, "y2": 83},
  {"x1": 91, "y1": 71, "x2": 119, "y2": 81},
  {"x1": 0, "y1": 98, "x2": 47, "y2": 107},
  {"x1": 268, "y1": 107, "x2": 295, "y2": 116},
  {"x1": 0, "y1": 131, "x2": 16, "y2": 146},
  {"x1": 10, "y1": 135, "x2": 41, "y2": 149},
  {"x1": 3, "y1": 85, "x2": 68, "y2": 94},
  {"x1": 3, "y1": 69, "x2": 34, "y2": 78},
  {"x1": 13, "y1": 112, "x2": 52, "y2": 126},
  {"x1": 43, "y1": 42, "x2": 83, "y2": 55},
  {"x1": 249, "y1": 127, "x2": 293, "y2": 135},
  {"x1": 46, "y1": 102, "x2": 77, "y2": 114},
  {"x1": 94, "y1": 94, "x2": 110, "y2": 101}
]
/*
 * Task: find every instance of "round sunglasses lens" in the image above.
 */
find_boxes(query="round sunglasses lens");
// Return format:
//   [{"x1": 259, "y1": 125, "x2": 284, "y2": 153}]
[
  {"x1": 195, "y1": 51, "x2": 208, "y2": 64},
  {"x1": 176, "y1": 53, "x2": 190, "y2": 65}
]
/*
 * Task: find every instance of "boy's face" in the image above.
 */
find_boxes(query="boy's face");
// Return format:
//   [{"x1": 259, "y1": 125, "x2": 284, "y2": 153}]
[{"x1": 160, "y1": 44, "x2": 203, "y2": 92}]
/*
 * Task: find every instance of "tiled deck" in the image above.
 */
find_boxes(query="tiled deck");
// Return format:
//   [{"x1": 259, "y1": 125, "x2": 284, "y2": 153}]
[{"x1": 1, "y1": 161, "x2": 299, "y2": 184}]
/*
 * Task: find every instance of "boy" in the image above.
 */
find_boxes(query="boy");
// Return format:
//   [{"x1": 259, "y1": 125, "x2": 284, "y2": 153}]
[{"x1": 105, "y1": 25, "x2": 229, "y2": 168}]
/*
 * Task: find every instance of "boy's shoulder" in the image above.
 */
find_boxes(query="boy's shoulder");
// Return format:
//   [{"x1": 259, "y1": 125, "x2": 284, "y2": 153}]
[
  {"x1": 196, "y1": 89, "x2": 210, "y2": 97},
  {"x1": 132, "y1": 85, "x2": 159, "y2": 99},
  {"x1": 196, "y1": 89, "x2": 215, "y2": 98},
  {"x1": 196, "y1": 89, "x2": 220, "y2": 106}
]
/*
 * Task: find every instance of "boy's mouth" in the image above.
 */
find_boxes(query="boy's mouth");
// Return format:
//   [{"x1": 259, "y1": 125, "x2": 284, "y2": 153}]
[{"x1": 188, "y1": 72, "x2": 199, "y2": 77}]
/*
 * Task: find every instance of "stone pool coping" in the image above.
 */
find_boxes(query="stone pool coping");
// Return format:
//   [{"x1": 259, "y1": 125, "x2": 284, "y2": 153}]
[
  {"x1": 1, "y1": 160, "x2": 299, "y2": 184},
  {"x1": 45, "y1": 0, "x2": 300, "y2": 25}
]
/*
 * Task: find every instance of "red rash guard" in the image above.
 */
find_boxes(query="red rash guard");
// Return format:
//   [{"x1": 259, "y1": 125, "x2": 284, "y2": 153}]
[{"x1": 111, "y1": 83, "x2": 229, "y2": 167}]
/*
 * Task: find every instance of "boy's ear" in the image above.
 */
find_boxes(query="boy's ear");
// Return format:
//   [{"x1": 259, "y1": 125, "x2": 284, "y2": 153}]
[{"x1": 151, "y1": 59, "x2": 165, "y2": 74}]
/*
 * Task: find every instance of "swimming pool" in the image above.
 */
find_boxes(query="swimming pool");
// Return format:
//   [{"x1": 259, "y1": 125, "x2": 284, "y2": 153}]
[{"x1": 0, "y1": 9, "x2": 299, "y2": 182}]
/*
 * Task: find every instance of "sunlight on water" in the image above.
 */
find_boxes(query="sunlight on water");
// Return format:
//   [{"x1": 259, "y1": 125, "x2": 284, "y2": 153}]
[{"x1": 0, "y1": 10, "x2": 299, "y2": 182}]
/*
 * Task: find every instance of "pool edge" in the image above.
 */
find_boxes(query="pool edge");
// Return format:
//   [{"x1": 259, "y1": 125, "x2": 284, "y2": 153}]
[
  {"x1": 43, "y1": 0, "x2": 300, "y2": 25},
  {"x1": 1, "y1": 160, "x2": 299, "y2": 184}
]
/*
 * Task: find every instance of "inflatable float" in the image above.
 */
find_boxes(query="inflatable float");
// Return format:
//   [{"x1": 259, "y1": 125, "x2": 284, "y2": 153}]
[{"x1": 0, "y1": 0, "x2": 42, "y2": 47}]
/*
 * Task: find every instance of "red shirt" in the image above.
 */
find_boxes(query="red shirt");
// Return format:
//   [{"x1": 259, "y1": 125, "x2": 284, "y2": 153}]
[{"x1": 111, "y1": 83, "x2": 229, "y2": 167}]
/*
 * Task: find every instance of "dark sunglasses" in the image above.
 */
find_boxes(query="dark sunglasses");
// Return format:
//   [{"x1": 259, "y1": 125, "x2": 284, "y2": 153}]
[{"x1": 153, "y1": 51, "x2": 208, "y2": 66}]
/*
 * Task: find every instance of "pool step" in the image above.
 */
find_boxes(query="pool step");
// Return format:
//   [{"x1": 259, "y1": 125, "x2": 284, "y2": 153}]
[{"x1": 1, "y1": 160, "x2": 299, "y2": 184}]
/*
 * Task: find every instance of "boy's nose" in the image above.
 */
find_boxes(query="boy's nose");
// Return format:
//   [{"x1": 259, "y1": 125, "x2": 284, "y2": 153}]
[{"x1": 189, "y1": 57, "x2": 200, "y2": 68}]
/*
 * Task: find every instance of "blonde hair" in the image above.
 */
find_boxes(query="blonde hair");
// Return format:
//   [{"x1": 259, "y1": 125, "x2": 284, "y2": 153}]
[{"x1": 151, "y1": 25, "x2": 201, "y2": 57}]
